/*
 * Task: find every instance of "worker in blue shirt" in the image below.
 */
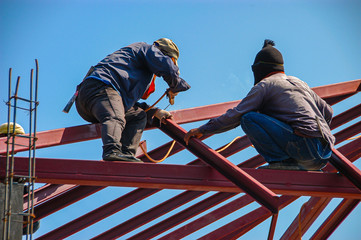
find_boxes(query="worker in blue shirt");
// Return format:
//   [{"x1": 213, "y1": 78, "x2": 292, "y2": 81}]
[
  {"x1": 76, "y1": 38, "x2": 190, "y2": 162},
  {"x1": 185, "y1": 40, "x2": 334, "y2": 171}
]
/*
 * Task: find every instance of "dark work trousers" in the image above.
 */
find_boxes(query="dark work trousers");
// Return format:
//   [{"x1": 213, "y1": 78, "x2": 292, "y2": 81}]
[{"x1": 75, "y1": 78, "x2": 147, "y2": 158}]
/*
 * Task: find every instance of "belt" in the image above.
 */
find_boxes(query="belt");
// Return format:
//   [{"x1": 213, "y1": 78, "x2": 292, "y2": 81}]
[
  {"x1": 294, "y1": 130, "x2": 329, "y2": 147},
  {"x1": 294, "y1": 130, "x2": 312, "y2": 138}
]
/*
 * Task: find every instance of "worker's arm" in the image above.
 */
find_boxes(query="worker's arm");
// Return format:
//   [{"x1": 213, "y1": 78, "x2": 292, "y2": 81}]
[
  {"x1": 184, "y1": 84, "x2": 265, "y2": 144},
  {"x1": 144, "y1": 45, "x2": 190, "y2": 93},
  {"x1": 198, "y1": 84, "x2": 265, "y2": 135}
]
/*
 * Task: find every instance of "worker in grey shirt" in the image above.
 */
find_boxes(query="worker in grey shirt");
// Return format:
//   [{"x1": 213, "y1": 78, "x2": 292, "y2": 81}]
[{"x1": 185, "y1": 40, "x2": 335, "y2": 171}]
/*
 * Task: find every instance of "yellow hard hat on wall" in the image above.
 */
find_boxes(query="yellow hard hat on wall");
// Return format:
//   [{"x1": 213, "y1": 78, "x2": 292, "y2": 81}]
[
  {"x1": 154, "y1": 38, "x2": 179, "y2": 66},
  {"x1": 0, "y1": 122, "x2": 25, "y2": 136}
]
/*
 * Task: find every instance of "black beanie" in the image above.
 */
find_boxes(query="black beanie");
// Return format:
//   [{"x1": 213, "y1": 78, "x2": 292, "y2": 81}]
[{"x1": 252, "y1": 39, "x2": 284, "y2": 85}]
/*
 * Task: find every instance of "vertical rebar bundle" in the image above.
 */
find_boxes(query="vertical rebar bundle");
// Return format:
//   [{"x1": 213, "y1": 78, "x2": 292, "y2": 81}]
[{"x1": 2, "y1": 60, "x2": 39, "y2": 240}]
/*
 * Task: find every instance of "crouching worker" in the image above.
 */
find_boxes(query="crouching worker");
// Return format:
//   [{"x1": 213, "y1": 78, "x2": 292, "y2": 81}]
[
  {"x1": 184, "y1": 39, "x2": 335, "y2": 171},
  {"x1": 76, "y1": 38, "x2": 190, "y2": 162}
]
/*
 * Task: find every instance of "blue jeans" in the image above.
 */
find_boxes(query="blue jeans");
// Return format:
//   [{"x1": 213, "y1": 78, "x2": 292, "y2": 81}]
[{"x1": 240, "y1": 112, "x2": 331, "y2": 170}]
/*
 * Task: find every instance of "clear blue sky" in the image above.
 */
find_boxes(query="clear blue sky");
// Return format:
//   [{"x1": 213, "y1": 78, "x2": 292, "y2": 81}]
[{"x1": 1, "y1": 0, "x2": 361, "y2": 239}]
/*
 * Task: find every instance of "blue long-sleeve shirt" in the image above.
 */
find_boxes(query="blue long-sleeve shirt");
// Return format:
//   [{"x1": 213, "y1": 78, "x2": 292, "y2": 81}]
[
  {"x1": 199, "y1": 73, "x2": 335, "y2": 147},
  {"x1": 87, "y1": 42, "x2": 190, "y2": 111}
]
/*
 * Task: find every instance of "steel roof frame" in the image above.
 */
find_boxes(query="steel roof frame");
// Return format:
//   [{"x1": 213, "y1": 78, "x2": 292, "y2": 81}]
[{"x1": 0, "y1": 79, "x2": 360, "y2": 239}]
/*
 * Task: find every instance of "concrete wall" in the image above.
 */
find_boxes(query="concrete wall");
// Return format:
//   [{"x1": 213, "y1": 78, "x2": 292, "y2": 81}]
[{"x1": 0, "y1": 182, "x2": 24, "y2": 240}]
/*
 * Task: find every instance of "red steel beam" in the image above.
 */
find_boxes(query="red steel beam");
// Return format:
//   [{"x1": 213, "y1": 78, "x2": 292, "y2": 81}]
[
  {"x1": 312, "y1": 79, "x2": 360, "y2": 105},
  {"x1": 159, "y1": 119, "x2": 280, "y2": 214},
  {"x1": 31, "y1": 124, "x2": 361, "y2": 238},
  {"x1": 30, "y1": 135, "x2": 216, "y2": 237},
  {"x1": 152, "y1": 115, "x2": 358, "y2": 231},
  {"x1": 329, "y1": 148, "x2": 361, "y2": 191},
  {"x1": 44, "y1": 133, "x2": 230, "y2": 240},
  {"x1": 33, "y1": 186, "x2": 104, "y2": 222},
  {"x1": 138, "y1": 134, "x2": 212, "y2": 162},
  {"x1": 153, "y1": 160, "x2": 266, "y2": 240},
  {"x1": 104, "y1": 135, "x2": 357, "y2": 239},
  {"x1": 280, "y1": 137, "x2": 361, "y2": 239},
  {"x1": 171, "y1": 100, "x2": 240, "y2": 124},
  {"x1": 198, "y1": 195, "x2": 297, "y2": 240},
  {"x1": 124, "y1": 192, "x2": 238, "y2": 240},
  {"x1": 334, "y1": 121, "x2": 361, "y2": 144},
  {"x1": 37, "y1": 188, "x2": 158, "y2": 240},
  {"x1": 91, "y1": 190, "x2": 210, "y2": 240},
  {"x1": 310, "y1": 199, "x2": 360, "y2": 240},
  {"x1": 338, "y1": 139, "x2": 361, "y2": 163},
  {"x1": 194, "y1": 87, "x2": 361, "y2": 240},
  {"x1": 1, "y1": 156, "x2": 361, "y2": 198},
  {"x1": 162, "y1": 137, "x2": 361, "y2": 239},
  {"x1": 155, "y1": 169, "x2": 358, "y2": 239},
  {"x1": 138, "y1": 139, "x2": 184, "y2": 162},
  {"x1": 282, "y1": 170, "x2": 360, "y2": 239},
  {"x1": 0, "y1": 123, "x2": 102, "y2": 155},
  {"x1": 15, "y1": 133, "x2": 198, "y2": 229},
  {"x1": 312, "y1": 79, "x2": 361, "y2": 100},
  {"x1": 322, "y1": 93, "x2": 357, "y2": 105},
  {"x1": 280, "y1": 197, "x2": 331, "y2": 240},
  {"x1": 27, "y1": 135, "x2": 247, "y2": 218},
  {"x1": 158, "y1": 194, "x2": 254, "y2": 240},
  {"x1": 23, "y1": 184, "x2": 76, "y2": 209},
  {"x1": 91, "y1": 136, "x2": 252, "y2": 240},
  {"x1": 18, "y1": 126, "x2": 260, "y2": 240},
  {"x1": 0, "y1": 102, "x2": 230, "y2": 155},
  {"x1": 226, "y1": 197, "x2": 297, "y2": 240},
  {"x1": 95, "y1": 138, "x2": 259, "y2": 240},
  {"x1": 268, "y1": 213, "x2": 278, "y2": 240},
  {"x1": 11, "y1": 117, "x2": 361, "y2": 237},
  {"x1": 329, "y1": 103, "x2": 361, "y2": 129}
]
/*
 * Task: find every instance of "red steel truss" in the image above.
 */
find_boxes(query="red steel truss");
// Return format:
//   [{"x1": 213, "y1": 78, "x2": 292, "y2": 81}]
[{"x1": 1, "y1": 79, "x2": 360, "y2": 239}]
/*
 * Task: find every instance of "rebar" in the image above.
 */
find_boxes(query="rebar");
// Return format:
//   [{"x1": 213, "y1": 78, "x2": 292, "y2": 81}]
[
  {"x1": 2, "y1": 68, "x2": 12, "y2": 240},
  {"x1": 2, "y1": 60, "x2": 39, "y2": 240}
]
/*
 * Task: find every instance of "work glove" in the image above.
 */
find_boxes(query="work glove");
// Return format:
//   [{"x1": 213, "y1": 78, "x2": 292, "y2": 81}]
[{"x1": 154, "y1": 109, "x2": 172, "y2": 123}]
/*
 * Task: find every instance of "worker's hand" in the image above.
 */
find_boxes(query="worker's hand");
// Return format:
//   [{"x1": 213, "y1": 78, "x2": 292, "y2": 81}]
[
  {"x1": 167, "y1": 90, "x2": 178, "y2": 105},
  {"x1": 184, "y1": 128, "x2": 203, "y2": 145},
  {"x1": 167, "y1": 90, "x2": 178, "y2": 98},
  {"x1": 154, "y1": 109, "x2": 173, "y2": 124}
]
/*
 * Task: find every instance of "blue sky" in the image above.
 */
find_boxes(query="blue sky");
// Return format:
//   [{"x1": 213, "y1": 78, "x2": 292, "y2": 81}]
[{"x1": 1, "y1": 0, "x2": 361, "y2": 239}]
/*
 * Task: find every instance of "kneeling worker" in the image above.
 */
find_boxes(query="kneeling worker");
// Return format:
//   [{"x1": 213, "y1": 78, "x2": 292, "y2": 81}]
[
  {"x1": 184, "y1": 40, "x2": 334, "y2": 171},
  {"x1": 75, "y1": 38, "x2": 190, "y2": 162}
]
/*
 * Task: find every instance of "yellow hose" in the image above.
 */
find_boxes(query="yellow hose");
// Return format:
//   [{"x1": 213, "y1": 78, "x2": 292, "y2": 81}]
[
  {"x1": 144, "y1": 91, "x2": 167, "y2": 112},
  {"x1": 216, "y1": 136, "x2": 242, "y2": 153},
  {"x1": 139, "y1": 140, "x2": 177, "y2": 163},
  {"x1": 346, "y1": 135, "x2": 361, "y2": 141}
]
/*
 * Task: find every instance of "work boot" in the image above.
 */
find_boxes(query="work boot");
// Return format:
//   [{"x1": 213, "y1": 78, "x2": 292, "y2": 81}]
[
  {"x1": 258, "y1": 161, "x2": 322, "y2": 171},
  {"x1": 258, "y1": 162, "x2": 303, "y2": 171},
  {"x1": 103, "y1": 153, "x2": 143, "y2": 163}
]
